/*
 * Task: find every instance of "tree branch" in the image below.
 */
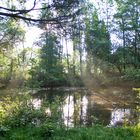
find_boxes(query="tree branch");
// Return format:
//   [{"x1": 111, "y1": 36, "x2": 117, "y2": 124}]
[
  {"x1": 0, "y1": 0, "x2": 80, "y2": 28},
  {"x1": 0, "y1": 0, "x2": 51, "y2": 15},
  {"x1": 0, "y1": 10, "x2": 78, "y2": 24},
  {"x1": 0, "y1": 0, "x2": 37, "y2": 14}
]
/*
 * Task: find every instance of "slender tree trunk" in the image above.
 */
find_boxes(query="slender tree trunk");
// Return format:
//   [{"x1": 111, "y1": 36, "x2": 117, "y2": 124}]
[
  {"x1": 134, "y1": 0, "x2": 138, "y2": 68},
  {"x1": 122, "y1": 17, "x2": 126, "y2": 71},
  {"x1": 10, "y1": 59, "x2": 13, "y2": 79},
  {"x1": 78, "y1": 22, "x2": 83, "y2": 77},
  {"x1": 65, "y1": 36, "x2": 70, "y2": 73},
  {"x1": 72, "y1": 31, "x2": 76, "y2": 76}
]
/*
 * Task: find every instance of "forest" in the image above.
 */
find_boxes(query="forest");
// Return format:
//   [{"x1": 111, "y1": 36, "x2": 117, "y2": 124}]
[{"x1": 0, "y1": 0, "x2": 140, "y2": 140}]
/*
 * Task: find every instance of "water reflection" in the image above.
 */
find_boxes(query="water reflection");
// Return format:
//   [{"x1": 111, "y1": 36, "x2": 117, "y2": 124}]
[
  {"x1": 110, "y1": 109, "x2": 131, "y2": 126},
  {"x1": 62, "y1": 95, "x2": 88, "y2": 127},
  {"x1": 31, "y1": 98, "x2": 41, "y2": 109},
  {"x1": 80, "y1": 96, "x2": 88, "y2": 124},
  {"x1": 63, "y1": 95, "x2": 74, "y2": 127},
  {"x1": 31, "y1": 89, "x2": 138, "y2": 127}
]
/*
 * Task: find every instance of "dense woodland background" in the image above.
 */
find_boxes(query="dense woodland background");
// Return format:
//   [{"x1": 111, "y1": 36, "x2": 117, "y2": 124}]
[{"x1": 0, "y1": 0, "x2": 140, "y2": 89}]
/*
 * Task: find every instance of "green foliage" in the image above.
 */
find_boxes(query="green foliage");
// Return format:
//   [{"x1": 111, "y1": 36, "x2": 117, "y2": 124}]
[
  {"x1": 110, "y1": 46, "x2": 140, "y2": 74},
  {"x1": 84, "y1": 10, "x2": 112, "y2": 79},
  {"x1": 28, "y1": 33, "x2": 66, "y2": 88},
  {"x1": 113, "y1": 0, "x2": 140, "y2": 73},
  {"x1": 0, "y1": 18, "x2": 25, "y2": 87},
  {"x1": 0, "y1": 95, "x2": 48, "y2": 129},
  {"x1": 1, "y1": 126, "x2": 48, "y2": 140},
  {"x1": 85, "y1": 11, "x2": 111, "y2": 60},
  {"x1": 123, "y1": 68, "x2": 140, "y2": 81},
  {"x1": 50, "y1": 125, "x2": 140, "y2": 140},
  {"x1": 1, "y1": 125, "x2": 139, "y2": 140},
  {"x1": 0, "y1": 94, "x2": 63, "y2": 139}
]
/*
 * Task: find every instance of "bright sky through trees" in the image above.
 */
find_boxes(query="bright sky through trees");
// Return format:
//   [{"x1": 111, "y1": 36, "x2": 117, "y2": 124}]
[
  {"x1": 25, "y1": 26, "x2": 43, "y2": 48},
  {"x1": 23, "y1": 0, "x2": 97, "y2": 54},
  {"x1": 24, "y1": 0, "x2": 117, "y2": 52}
]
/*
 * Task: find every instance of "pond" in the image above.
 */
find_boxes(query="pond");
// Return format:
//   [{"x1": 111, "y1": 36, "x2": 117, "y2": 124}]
[{"x1": 31, "y1": 87, "x2": 139, "y2": 127}]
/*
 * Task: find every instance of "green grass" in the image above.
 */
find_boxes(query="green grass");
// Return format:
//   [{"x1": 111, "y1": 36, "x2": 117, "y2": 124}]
[
  {"x1": 50, "y1": 126, "x2": 140, "y2": 140},
  {"x1": 1, "y1": 125, "x2": 140, "y2": 140}
]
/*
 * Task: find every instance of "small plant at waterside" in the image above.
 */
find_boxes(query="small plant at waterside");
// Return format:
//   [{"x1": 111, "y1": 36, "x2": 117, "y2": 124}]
[{"x1": 0, "y1": 95, "x2": 44, "y2": 126}]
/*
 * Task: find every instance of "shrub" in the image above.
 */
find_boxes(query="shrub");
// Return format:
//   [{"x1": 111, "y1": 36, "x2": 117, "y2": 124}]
[
  {"x1": 0, "y1": 95, "x2": 47, "y2": 128},
  {"x1": 0, "y1": 94, "x2": 61, "y2": 139},
  {"x1": 123, "y1": 68, "x2": 140, "y2": 81}
]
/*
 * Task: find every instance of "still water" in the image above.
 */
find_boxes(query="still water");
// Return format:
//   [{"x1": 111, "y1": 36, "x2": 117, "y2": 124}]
[{"x1": 32, "y1": 88, "x2": 139, "y2": 127}]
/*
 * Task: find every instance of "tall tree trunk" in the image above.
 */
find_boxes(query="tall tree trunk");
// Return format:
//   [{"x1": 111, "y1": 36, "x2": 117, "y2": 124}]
[
  {"x1": 72, "y1": 30, "x2": 76, "y2": 76},
  {"x1": 134, "y1": 0, "x2": 139, "y2": 68},
  {"x1": 65, "y1": 36, "x2": 70, "y2": 73},
  {"x1": 122, "y1": 17, "x2": 126, "y2": 71}
]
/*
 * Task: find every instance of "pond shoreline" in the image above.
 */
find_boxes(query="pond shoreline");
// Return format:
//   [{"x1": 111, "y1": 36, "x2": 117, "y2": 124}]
[
  {"x1": 28, "y1": 84, "x2": 137, "y2": 110},
  {"x1": 0, "y1": 84, "x2": 139, "y2": 128}
]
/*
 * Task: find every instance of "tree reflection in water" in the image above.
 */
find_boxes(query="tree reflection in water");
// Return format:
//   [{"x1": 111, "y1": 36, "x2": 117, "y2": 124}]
[{"x1": 31, "y1": 89, "x2": 138, "y2": 127}]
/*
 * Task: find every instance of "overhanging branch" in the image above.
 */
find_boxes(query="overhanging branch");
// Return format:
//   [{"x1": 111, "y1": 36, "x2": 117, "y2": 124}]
[
  {"x1": 0, "y1": 0, "x2": 81, "y2": 27},
  {"x1": 0, "y1": 11, "x2": 75, "y2": 23}
]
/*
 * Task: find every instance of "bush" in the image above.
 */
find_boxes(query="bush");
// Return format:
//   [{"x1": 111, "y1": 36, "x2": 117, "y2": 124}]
[
  {"x1": 0, "y1": 95, "x2": 47, "y2": 128},
  {"x1": 0, "y1": 94, "x2": 61, "y2": 139},
  {"x1": 123, "y1": 68, "x2": 140, "y2": 81}
]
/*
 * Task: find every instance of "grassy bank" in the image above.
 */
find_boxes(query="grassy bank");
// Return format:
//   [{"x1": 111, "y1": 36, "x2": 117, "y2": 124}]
[{"x1": 1, "y1": 125, "x2": 140, "y2": 140}]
